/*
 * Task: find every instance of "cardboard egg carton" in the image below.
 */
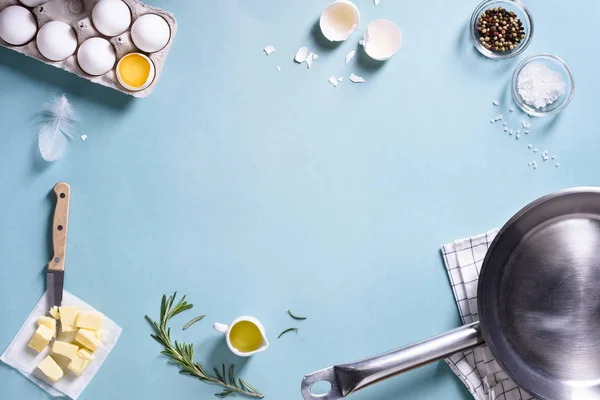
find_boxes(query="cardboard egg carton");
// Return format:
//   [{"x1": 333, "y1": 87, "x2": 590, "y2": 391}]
[{"x1": 0, "y1": 0, "x2": 177, "y2": 98}]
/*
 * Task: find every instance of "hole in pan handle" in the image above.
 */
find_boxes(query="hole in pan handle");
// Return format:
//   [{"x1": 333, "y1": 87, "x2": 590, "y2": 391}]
[{"x1": 300, "y1": 322, "x2": 483, "y2": 400}]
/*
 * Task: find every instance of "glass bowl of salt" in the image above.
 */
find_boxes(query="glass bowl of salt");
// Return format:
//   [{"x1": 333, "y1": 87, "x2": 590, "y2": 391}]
[{"x1": 512, "y1": 53, "x2": 575, "y2": 116}]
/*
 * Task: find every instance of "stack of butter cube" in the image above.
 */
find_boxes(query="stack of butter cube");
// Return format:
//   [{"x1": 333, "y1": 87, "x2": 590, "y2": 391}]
[{"x1": 28, "y1": 306, "x2": 103, "y2": 383}]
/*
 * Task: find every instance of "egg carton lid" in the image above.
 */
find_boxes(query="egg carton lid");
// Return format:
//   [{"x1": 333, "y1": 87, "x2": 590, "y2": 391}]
[{"x1": 0, "y1": 0, "x2": 177, "y2": 98}]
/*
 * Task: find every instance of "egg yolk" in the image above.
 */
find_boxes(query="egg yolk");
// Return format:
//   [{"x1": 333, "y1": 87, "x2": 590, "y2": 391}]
[{"x1": 118, "y1": 54, "x2": 151, "y2": 88}]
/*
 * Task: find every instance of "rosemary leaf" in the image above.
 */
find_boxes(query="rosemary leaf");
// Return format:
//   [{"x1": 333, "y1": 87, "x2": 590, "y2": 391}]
[
  {"x1": 146, "y1": 292, "x2": 264, "y2": 399},
  {"x1": 287, "y1": 310, "x2": 307, "y2": 320},
  {"x1": 182, "y1": 315, "x2": 205, "y2": 330},
  {"x1": 278, "y1": 328, "x2": 299, "y2": 339}
]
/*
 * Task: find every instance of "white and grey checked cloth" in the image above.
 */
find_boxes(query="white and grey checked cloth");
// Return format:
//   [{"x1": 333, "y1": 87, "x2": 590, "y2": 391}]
[{"x1": 441, "y1": 230, "x2": 534, "y2": 400}]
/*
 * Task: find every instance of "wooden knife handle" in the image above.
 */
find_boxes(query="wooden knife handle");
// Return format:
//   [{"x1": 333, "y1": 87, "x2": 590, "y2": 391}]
[{"x1": 48, "y1": 182, "x2": 70, "y2": 272}]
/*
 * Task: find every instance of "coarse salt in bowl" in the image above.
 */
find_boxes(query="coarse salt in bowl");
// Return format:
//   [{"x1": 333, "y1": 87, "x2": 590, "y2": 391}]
[
  {"x1": 512, "y1": 53, "x2": 575, "y2": 117},
  {"x1": 470, "y1": 0, "x2": 533, "y2": 59}
]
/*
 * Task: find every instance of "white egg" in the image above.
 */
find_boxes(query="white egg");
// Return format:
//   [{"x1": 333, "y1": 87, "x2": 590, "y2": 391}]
[
  {"x1": 131, "y1": 14, "x2": 170, "y2": 53},
  {"x1": 0, "y1": 6, "x2": 37, "y2": 46},
  {"x1": 320, "y1": 0, "x2": 360, "y2": 42},
  {"x1": 19, "y1": 0, "x2": 48, "y2": 6},
  {"x1": 77, "y1": 37, "x2": 116, "y2": 76},
  {"x1": 362, "y1": 19, "x2": 402, "y2": 61},
  {"x1": 92, "y1": 0, "x2": 131, "y2": 37},
  {"x1": 37, "y1": 21, "x2": 77, "y2": 61}
]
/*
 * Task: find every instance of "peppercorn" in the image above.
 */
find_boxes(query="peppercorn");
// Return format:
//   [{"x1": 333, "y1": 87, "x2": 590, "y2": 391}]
[{"x1": 475, "y1": 6, "x2": 526, "y2": 53}]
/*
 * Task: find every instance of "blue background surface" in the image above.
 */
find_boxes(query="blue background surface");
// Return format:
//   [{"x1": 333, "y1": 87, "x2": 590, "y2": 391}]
[{"x1": 0, "y1": 0, "x2": 596, "y2": 399}]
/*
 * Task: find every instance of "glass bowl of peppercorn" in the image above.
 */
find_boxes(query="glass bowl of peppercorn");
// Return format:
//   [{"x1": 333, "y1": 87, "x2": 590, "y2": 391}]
[{"x1": 470, "y1": 0, "x2": 533, "y2": 59}]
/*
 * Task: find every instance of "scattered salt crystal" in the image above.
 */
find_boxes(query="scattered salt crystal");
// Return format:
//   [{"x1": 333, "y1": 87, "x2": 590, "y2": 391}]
[
  {"x1": 516, "y1": 134, "x2": 520, "y2": 140},
  {"x1": 504, "y1": 127, "x2": 508, "y2": 132},
  {"x1": 552, "y1": 155, "x2": 556, "y2": 159},
  {"x1": 328, "y1": 76, "x2": 338, "y2": 87},
  {"x1": 80, "y1": 134, "x2": 87, "y2": 141},
  {"x1": 349, "y1": 73, "x2": 365, "y2": 83},
  {"x1": 503, "y1": 122, "x2": 507, "y2": 126},
  {"x1": 525, "y1": 130, "x2": 529, "y2": 134},
  {"x1": 555, "y1": 163, "x2": 560, "y2": 167},
  {"x1": 509, "y1": 129, "x2": 513, "y2": 134},
  {"x1": 509, "y1": 107, "x2": 514, "y2": 112},
  {"x1": 490, "y1": 119, "x2": 494, "y2": 123},
  {"x1": 493, "y1": 100, "x2": 499, "y2": 106},
  {"x1": 533, "y1": 148, "x2": 538, "y2": 153},
  {"x1": 516, "y1": 130, "x2": 520, "y2": 134},
  {"x1": 276, "y1": 66, "x2": 281, "y2": 71},
  {"x1": 263, "y1": 45, "x2": 276, "y2": 55},
  {"x1": 295, "y1": 47, "x2": 308, "y2": 63},
  {"x1": 528, "y1": 144, "x2": 532, "y2": 149},
  {"x1": 374, "y1": 0, "x2": 380, "y2": 4},
  {"x1": 528, "y1": 162, "x2": 532, "y2": 166},
  {"x1": 345, "y1": 50, "x2": 356, "y2": 64},
  {"x1": 534, "y1": 166, "x2": 537, "y2": 170}
]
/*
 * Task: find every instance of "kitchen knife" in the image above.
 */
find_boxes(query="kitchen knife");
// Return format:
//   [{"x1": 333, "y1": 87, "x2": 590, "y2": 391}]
[{"x1": 47, "y1": 182, "x2": 70, "y2": 333}]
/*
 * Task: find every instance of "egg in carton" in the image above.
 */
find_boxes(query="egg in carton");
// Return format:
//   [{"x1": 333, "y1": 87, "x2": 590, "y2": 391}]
[{"x1": 0, "y1": 0, "x2": 177, "y2": 98}]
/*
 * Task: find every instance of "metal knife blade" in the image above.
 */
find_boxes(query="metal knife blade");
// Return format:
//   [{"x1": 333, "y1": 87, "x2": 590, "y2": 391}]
[{"x1": 47, "y1": 268, "x2": 64, "y2": 310}]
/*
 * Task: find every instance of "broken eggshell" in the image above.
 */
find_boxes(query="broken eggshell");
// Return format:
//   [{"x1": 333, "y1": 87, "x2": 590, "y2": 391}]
[
  {"x1": 362, "y1": 19, "x2": 402, "y2": 61},
  {"x1": 319, "y1": 0, "x2": 360, "y2": 42}
]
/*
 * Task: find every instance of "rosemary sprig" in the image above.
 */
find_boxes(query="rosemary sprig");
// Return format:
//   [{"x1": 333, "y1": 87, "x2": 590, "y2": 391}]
[
  {"x1": 278, "y1": 328, "x2": 299, "y2": 339},
  {"x1": 145, "y1": 292, "x2": 264, "y2": 398},
  {"x1": 287, "y1": 310, "x2": 307, "y2": 320},
  {"x1": 183, "y1": 315, "x2": 206, "y2": 330}
]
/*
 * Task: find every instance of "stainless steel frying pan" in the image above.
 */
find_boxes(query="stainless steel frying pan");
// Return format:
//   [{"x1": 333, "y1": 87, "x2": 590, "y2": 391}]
[{"x1": 302, "y1": 188, "x2": 600, "y2": 400}]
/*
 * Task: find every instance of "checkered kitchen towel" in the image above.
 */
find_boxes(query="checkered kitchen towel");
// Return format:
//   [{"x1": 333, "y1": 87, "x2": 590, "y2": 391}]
[{"x1": 441, "y1": 230, "x2": 534, "y2": 400}]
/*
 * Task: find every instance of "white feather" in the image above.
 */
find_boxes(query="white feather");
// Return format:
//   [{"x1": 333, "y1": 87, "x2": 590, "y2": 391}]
[{"x1": 38, "y1": 95, "x2": 76, "y2": 162}]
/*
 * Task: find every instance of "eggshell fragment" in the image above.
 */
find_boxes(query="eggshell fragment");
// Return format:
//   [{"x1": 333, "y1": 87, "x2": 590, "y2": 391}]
[
  {"x1": 0, "y1": 6, "x2": 37, "y2": 46},
  {"x1": 131, "y1": 14, "x2": 170, "y2": 53},
  {"x1": 295, "y1": 46, "x2": 308, "y2": 63},
  {"x1": 350, "y1": 73, "x2": 365, "y2": 83},
  {"x1": 92, "y1": 0, "x2": 132, "y2": 37},
  {"x1": 320, "y1": 0, "x2": 360, "y2": 42},
  {"x1": 263, "y1": 45, "x2": 275, "y2": 55},
  {"x1": 36, "y1": 21, "x2": 77, "y2": 62},
  {"x1": 362, "y1": 19, "x2": 402, "y2": 61},
  {"x1": 345, "y1": 50, "x2": 355, "y2": 64},
  {"x1": 77, "y1": 37, "x2": 116, "y2": 76}
]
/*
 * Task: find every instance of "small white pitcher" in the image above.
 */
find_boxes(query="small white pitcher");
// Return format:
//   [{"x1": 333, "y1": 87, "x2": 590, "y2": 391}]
[{"x1": 213, "y1": 316, "x2": 269, "y2": 357}]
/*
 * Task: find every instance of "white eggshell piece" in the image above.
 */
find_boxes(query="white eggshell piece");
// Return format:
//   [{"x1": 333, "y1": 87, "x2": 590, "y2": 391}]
[
  {"x1": 92, "y1": 0, "x2": 132, "y2": 37},
  {"x1": 36, "y1": 21, "x2": 77, "y2": 62},
  {"x1": 328, "y1": 76, "x2": 338, "y2": 87},
  {"x1": 116, "y1": 53, "x2": 155, "y2": 91},
  {"x1": 263, "y1": 45, "x2": 275, "y2": 55},
  {"x1": 349, "y1": 73, "x2": 365, "y2": 83},
  {"x1": 320, "y1": 0, "x2": 360, "y2": 42},
  {"x1": 18, "y1": 0, "x2": 47, "y2": 6},
  {"x1": 77, "y1": 37, "x2": 116, "y2": 76},
  {"x1": 0, "y1": 6, "x2": 37, "y2": 46},
  {"x1": 345, "y1": 50, "x2": 356, "y2": 64},
  {"x1": 363, "y1": 19, "x2": 402, "y2": 61},
  {"x1": 131, "y1": 14, "x2": 170, "y2": 53},
  {"x1": 294, "y1": 46, "x2": 308, "y2": 63}
]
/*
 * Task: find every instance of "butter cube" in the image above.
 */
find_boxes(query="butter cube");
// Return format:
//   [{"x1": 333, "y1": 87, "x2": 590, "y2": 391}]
[
  {"x1": 59, "y1": 306, "x2": 78, "y2": 332},
  {"x1": 49, "y1": 306, "x2": 60, "y2": 320},
  {"x1": 75, "y1": 329, "x2": 101, "y2": 352},
  {"x1": 28, "y1": 325, "x2": 54, "y2": 352},
  {"x1": 76, "y1": 312, "x2": 102, "y2": 331},
  {"x1": 38, "y1": 316, "x2": 56, "y2": 337},
  {"x1": 52, "y1": 340, "x2": 79, "y2": 360},
  {"x1": 67, "y1": 349, "x2": 95, "y2": 376},
  {"x1": 78, "y1": 348, "x2": 95, "y2": 361},
  {"x1": 37, "y1": 355, "x2": 64, "y2": 382}
]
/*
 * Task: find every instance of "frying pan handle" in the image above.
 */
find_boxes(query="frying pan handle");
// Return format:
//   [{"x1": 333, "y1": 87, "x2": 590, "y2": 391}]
[
  {"x1": 48, "y1": 182, "x2": 70, "y2": 272},
  {"x1": 301, "y1": 322, "x2": 483, "y2": 400}
]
